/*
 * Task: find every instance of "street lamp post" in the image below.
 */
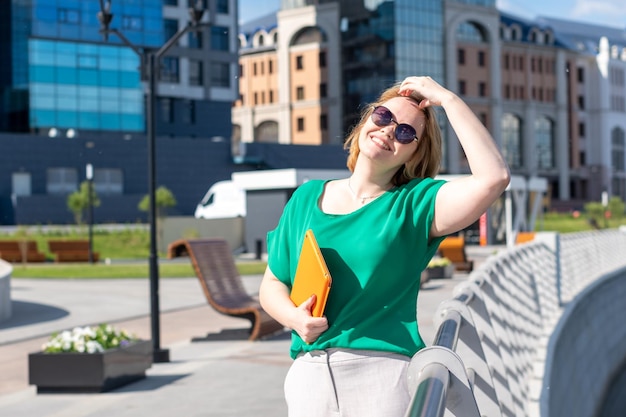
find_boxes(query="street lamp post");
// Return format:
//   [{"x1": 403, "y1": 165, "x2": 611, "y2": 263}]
[
  {"x1": 86, "y1": 163, "x2": 94, "y2": 264},
  {"x1": 97, "y1": 0, "x2": 207, "y2": 363}
]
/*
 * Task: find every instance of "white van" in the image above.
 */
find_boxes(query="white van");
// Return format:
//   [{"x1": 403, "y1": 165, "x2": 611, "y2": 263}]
[{"x1": 194, "y1": 180, "x2": 246, "y2": 219}]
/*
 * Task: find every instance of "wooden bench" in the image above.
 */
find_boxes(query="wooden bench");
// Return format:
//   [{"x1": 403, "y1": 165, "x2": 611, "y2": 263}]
[
  {"x1": 48, "y1": 240, "x2": 99, "y2": 263},
  {"x1": 167, "y1": 238, "x2": 285, "y2": 341},
  {"x1": 0, "y1": 240, "x2": 46, "y2": 263},
  {"x1": 437, "y1": 235, "x2": 474, "y2": 272}
]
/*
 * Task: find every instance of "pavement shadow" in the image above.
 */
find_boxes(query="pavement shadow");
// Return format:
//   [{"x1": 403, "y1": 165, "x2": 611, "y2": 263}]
[
  {"x1": 113, "y1": 374, "x2": 191, "y2": 393},
  {"x1": 0, "y1": 300, "x2": 69, "y2": 329}
]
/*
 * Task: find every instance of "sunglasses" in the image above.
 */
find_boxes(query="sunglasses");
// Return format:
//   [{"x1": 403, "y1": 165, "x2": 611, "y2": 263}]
[{"x1": 370, "y1": 105, "x2": 419, "y2": 144}]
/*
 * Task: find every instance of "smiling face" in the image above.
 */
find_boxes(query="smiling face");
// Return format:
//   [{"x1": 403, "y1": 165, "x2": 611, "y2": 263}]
[
  {"x1": 344, "y1": 82, "x2": 442, "y2": 184},
  {"x1": 357, "y1": 97, "x2": 427, "y2": 170}
]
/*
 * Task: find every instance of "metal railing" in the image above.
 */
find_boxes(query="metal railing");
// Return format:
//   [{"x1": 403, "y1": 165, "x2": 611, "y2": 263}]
[{"x1": 404, "y1": 229, "x2": 626, "y2": 417}]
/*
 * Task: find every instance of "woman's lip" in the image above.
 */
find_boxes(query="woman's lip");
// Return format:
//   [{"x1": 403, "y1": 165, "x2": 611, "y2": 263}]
[{"x1": 370, "y1": 135, "x2": 391, "y2": 151}]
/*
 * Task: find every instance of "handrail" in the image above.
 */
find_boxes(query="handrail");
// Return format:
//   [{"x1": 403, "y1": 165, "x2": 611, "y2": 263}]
[
  {"x1": 405, "y1": 306, "x2": 464, "y2": 416},
  {"x1": 432, "y1": 310, "x2": 462, "y2": 350},
  {"x1": 405, "y1": 362, "x2": 449, "y2": 417}
]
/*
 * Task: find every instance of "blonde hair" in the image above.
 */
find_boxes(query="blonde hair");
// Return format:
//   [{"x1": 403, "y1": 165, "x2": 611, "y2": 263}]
[{"x1": 343, "y1": 83, "x2": 442, "y2": 186}]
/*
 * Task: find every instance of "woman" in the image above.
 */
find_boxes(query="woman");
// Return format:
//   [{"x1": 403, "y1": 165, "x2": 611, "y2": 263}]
[{"x1": 259, "y1": 76, "x2": 510, "y2": 416}]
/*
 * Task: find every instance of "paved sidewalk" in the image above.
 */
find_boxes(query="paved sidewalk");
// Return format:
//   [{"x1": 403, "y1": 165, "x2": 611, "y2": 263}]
[{"x1": 0, "y1": 247, "x2": 498, "y2": 416}]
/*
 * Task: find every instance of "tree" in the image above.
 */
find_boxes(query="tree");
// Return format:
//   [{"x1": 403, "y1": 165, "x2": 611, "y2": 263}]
[
  {"x1": 138, "y1": 186, "x2": 177, "y2": 247},
  {"x1": 138, "y1": 186, "x2": 177, "y2": 218},
  {"x1": 67, "y1": 181, "x2": 101, "y2": 225}
]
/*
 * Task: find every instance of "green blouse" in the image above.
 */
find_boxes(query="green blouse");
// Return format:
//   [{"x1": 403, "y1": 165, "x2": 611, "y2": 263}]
[{"x1": 267, "y1": 177, "x2": 446, "y2": 359}]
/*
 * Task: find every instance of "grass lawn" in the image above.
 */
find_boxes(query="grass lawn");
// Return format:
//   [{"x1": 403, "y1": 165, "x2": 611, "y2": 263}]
[
  {"x1": 9, "y1": 260, "x2": 267, "y2": 279},
  {"x1": 2, "y1": 212, "x2": 625, "y2": 279}
]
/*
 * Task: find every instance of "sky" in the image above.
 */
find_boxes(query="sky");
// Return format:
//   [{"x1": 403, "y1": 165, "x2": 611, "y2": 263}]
[{"x1": 238, "y1": 0, "x2": 626, "y2": 29}]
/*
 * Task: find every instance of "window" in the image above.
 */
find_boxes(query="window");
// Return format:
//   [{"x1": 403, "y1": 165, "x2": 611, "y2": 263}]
[
  {"x1": 577, "y1": 67, "x2": 585, "y2": 83},
  {"x1": 253, "y1": 62, "x2": 257, "y2": 76},
  {"x1": 296, "y1": 55, "x2": 303, "y2": 70},
  {"x1": 478, "y1": 51, "x2": 485, "y2": 67},
  {"x1": 58, "y1": 8, "x2": 80, "y2": 24},
  {"x1": 504, "y1": 54, "x2": 509, "y2": 70},
  {"x1": 297, "y1": 117, "x2": 305, "y2": 131},
  {"x1": 210, "y1": 62, "x2": 230, "y2": 87},
  {"x1": 254, "y1": 92, "x2": 258, "y2": 105},
  {"x1": 535, "y1": 117, "x2": 555, "y2": 169},
  {"x1": 502, "y1": 113, "x2": 522, "y2": 168},
  {"x1": 504, "y1": 85, "x2": 510, "y2": 99},
  {"x1": 160, "y1": 98, "x2": 174, "y2": 123},
  {"x1": 612, "y1": 128, "x2": 625, "y2": 171},
  {"x1": 239, "y1": 64, "x2": 244, "y2": 77},
  {"x1": 160, "y1": 57, "x2": 180, "y2": 83},
  {"x1": 211, "y1": 26, "x2": 230, "y2": 51},
  {"x1": 47, "y1": 168, "x2": 78, "y2": 194},
  {"x1": 578, "y1": 122, "x2": 586, "y2": 137},
  {"x1": 269, "y1": 90, "x2": 274, "y2": 103},
  {"x1": 94, "y1": 169, "x2": 123, "y2": 195},
  {"x1": 320, "y1": 114, "x2": 328, "y2": 131},
  {"x1": 189, "y1": 60, "x2": 203, "y2": 86},
  {"x1": 188, "y1": 31, "x2": 202, "y2": 49},
  {"x1": 122, "y1": 15, "x2": 143, "y2": 30},
  {"x1": 163, "y1": 0, "x2": 177, "y2": 5},
  {"x1": 12, "y1": 172, "x2": 31, "y2": 196},
  {"x1": 319, "y1": 83, "x2": 327, "y2": 98},
  {"x1": 296, "y1": 86, "x2": 305, "y2": 100},
  {"x1": 164, "y1": 19, "x2": 178, "y2": 40},
  {"x1": 182, "y1": 100, "x2": 196, "y2": 124},
  {"x1": 261, "y1": 61, "x2": 264, "y2": 75},
  {"x1": 319, "y1": 51, "x2": 327, "y2": 68},
  {"x1": 459, "y1": 80, "x2": 466, "y2": 95},
  {"x1": 268, "y1": 60, "x2": 274, "y2": 74},
  {"x1": 217, "y1": 0, "x2": 229, "y2": 14},
  {"x1": 578, "y1": 95, "x2": 585, "y2": 110},
  {"x1": 479, "y1": 82, "x2": 487, "y2": 97},
  {"x1": 458, "y1": 49, "x2": 465, "y2": 65}
]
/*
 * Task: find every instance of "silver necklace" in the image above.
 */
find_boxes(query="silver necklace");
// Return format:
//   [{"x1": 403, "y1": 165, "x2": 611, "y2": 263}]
[{"x1": 347, "y1": 178, "x2": 389, "y2": 204}]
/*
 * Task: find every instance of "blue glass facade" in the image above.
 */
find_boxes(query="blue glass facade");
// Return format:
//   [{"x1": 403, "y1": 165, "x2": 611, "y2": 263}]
[
  {"x1": 28, "y1": 39, "x2": 144, "y2": 131},
  {"x1": 1, "y1": 0, "x2": 164, "y2": 132},
  {"x1": 340, "y1": 0, "x2": 446, "y2": 131},
  {"x1": 395, "y1": 0, "x2": 444, "y2": 82},
  {"x1": 31, "y1": 0, "x2": 164, "y2": 47}
]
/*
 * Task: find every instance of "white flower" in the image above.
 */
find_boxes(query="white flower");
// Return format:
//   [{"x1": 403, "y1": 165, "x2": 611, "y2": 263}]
[
  {"x1": 42, "y1": 323, "x2": 138, "y2": 354},
  {"x1": 86, "y1": 341, "x2": 104, "y2": 354}
]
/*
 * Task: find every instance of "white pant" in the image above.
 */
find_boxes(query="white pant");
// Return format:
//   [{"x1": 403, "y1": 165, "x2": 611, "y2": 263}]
[{"x1": 284, "y1": 349, "x2": 411, "y2": 417}]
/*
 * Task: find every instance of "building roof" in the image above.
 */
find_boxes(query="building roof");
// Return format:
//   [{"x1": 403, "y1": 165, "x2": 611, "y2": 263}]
[
  {"x1": 239, "y1": 12, "x2": 278, "y2": 36},
  {"x1": 538, "y1": 16, "x2": 626, "y2": 55}
]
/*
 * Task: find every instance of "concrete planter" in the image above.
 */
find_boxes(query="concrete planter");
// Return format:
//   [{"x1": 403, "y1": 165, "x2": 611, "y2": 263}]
[{"x1": 28, "y1": 340, "x2": 152, "y2": 393}]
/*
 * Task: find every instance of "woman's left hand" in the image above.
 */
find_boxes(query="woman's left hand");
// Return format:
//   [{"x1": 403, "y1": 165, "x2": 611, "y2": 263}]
[{"x1": 398, "y1": 76, "x2": 454, "y2": 109}]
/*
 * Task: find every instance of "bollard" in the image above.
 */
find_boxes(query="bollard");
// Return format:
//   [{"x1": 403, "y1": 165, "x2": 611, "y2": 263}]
[{"x1": 255, "y1": 239, "x2": 262, "y2": 260}]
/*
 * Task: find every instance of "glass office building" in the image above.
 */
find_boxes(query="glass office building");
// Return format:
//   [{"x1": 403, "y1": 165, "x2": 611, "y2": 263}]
[
  {"x1": 1, "y1": 0, "x2": 164, "y2": 133},
  {"x1": 2, "y1": 0, "x2": 238, "y2": 138},
  {"x1": 338, "y1": 0, "x2": 495, "y2": 130}
]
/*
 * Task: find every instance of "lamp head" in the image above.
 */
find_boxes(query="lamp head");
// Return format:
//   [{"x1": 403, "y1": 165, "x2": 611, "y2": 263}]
[
  {"x1": 97, "y1": 0, "x2": 113, "y2": 41},
  {"x1": 188, "y1": 0, "x2": 206, "y2": 26}
]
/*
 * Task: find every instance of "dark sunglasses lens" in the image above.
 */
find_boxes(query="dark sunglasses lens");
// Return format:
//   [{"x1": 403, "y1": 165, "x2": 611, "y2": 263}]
[
  {"x1": 371, "y1": 106, "x2": 392, "y2": 126},
  {"x1": 395, "y1": 124, "x2": 417, "y2": 144}
]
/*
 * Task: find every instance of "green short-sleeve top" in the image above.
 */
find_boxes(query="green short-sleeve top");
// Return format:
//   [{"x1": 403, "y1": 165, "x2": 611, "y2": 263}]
[{"x1": 267, "y1": 177, "x2": 446, "y2": 359}]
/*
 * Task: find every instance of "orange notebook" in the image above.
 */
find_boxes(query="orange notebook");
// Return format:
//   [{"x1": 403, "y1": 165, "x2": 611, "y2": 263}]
[{"x1": 290, "y1": 229, "x2": 332, "y2": 317}]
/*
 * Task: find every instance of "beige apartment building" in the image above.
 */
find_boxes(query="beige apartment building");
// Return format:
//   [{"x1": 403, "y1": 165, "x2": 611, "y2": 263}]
[
  {"x1": 233, "y1": 2, "x2": 626, "y2": 205},
  {"x1": 233, "y1": 3, "x2": 342, "y2": 148}
]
